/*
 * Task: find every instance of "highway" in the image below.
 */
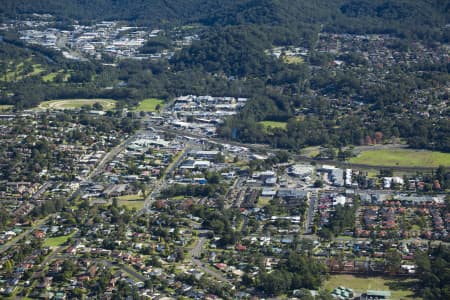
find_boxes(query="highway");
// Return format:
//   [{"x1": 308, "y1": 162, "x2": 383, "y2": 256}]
[
  {"x1": 141, "y1": 142, "x2": 192, "y2": 213},
  {"x1": 87, "y1": 135, "x2": 136, "y2": 181},
  {"x1": 190, "y1": 235, "x2": 207, "y2": 259},
  {"x1": 31, "y1": 181, "x2": 52, "y2": 200},
  {"x1": 191, "y1": 258, "x2": 230, "y2": 283},
  {"x1": 149, "y1": 123, "x2": 438, "y2": 172},
  {"x1": 101, "y1": 260, "x2": 147, "y2": 282},
  {"x1": 1, "y1": 134, "x2": 137, "y2": 257},
  {"x1": 0, "y1": 215, "x2": 54, "y2": 255},
  {"x1": 31, "y1": 243, "x2": 68, "y2": 280},
  {"x1": 305, "y1": 190, "x2": 318, "y2": 234},
  {"x1": 187, "y1": 229, "x2": 231, "y2": 283}
]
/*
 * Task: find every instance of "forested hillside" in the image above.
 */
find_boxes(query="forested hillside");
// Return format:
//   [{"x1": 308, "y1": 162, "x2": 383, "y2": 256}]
[
  {"x1": 1, "y1": 1, "x2": 449, "y2": 41},
  {"x1": 1, "y1": 0, "x2": 449, "y2": 152}
]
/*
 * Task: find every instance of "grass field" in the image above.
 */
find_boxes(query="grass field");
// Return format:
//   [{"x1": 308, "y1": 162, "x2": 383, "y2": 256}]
[
  {"x1": 29, "y1": 64, "x2": 44, "y2": 76},
  {"x1": 117, "y1": 194, "x2": 145, "y2": 210},
  {"x1": 349, "y1": 149, "x2": 450, "y2": 168},
  {"x1": 133, "y1": 98, "x2": 164, "y2": 112},
  {"x1": 2, "y1": 61, "x2": 45, "y2": 82},
  {"x1": 42, "y1": 70, "x2": 70, "y2": 82},
  {"x1": 167, "y1": 195, "x2": 187, "y2": 201},
  {"x1": 257, "y1": 196, "x2": 272, "y2": 208},
  {"x1": 38, "y1": 99, "x2": 117, "y2": 110},
  {"x1": 0, "y1": 105, "x2": 13, "y2": 111},
  {"x1": 42, "y1": 72, "x2": 58, "y2": 82},
  {"x1": 302, "y1": 146, "x2": 321, "y2": 158},
  {"x1": 259, "y1": 121, "x2": 287, "y2": 131},
  {"x1": 325, "y1": 275, "x2": 419, "y2": 299},
  {"x1": 366, "y1": 169, "x2": 380, "y2": 178},
  {"x1": 43, "y1": 232, "x2": 75, "y2": 247},
  {"x1": 283, "y1": 56, "x2": 304, "y2": 64}
]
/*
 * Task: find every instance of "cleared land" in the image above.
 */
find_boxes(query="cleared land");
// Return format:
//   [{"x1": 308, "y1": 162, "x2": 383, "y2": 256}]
[
  {"x1": 325, "y1": 275, "x2": 419, "y2": 299},
  {"x1": 29, "y1": 64, "x2": 44, "y2": 76},
  {"x1": 259, "y1": 121, "x2": 287, "y2": 131},
  {"x1": 0, "y1": 105, "x2": 13, "y2": 111},
  {"x1": 42, "y1": 70, "x2": 71, "y2": 82},
  {"x1": 2, "y1": 60, "x2": 45, "y2": 82},
  {"x1": 283, "y1": 56, "x2": 304, "y2": 64},
  {"x1": 43, "y1": 232, "x2": 75, "y2": 247},
  {"x1": 257, "y1": 196, "x2": 271, "y2": 208},
  {"x1": 117, "y1": 194, "x2": 145, "y2": 210},
  {"x1": 133, "y1": 98, "x2": 164, "y2": 112},
  {"x1": 302, "y1": 146, "x2": 321, "y2": 158},
  {"x1": 349, "y1": 149, "x2": 450, "y2": 168},
  {"x1": 38, "y1": 99, "x2": 117, "y2": 110}
]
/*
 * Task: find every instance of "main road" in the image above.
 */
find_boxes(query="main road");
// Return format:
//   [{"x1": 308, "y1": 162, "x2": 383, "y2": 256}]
[
  {"x1": 87, "y1": 134, "x2": 136, "y2": 181},
  {"x1": 0, "y1": 214, "x2": 54, "y2": 255},
  {"x1": 149, "y1": 123, "x2": 438, "y2": 172},
  {"x1": 141, "y1": 142, "x2": 192, "y2": 213},
  {"x1": 305, "y1": 190, "x2": 318, "y2": 234},
  {"x1": 1, "y1": 133, "x2": 138, "y2": 256},
  {"x1": 189, "y1": 231, "x2": 231, "y2": 284}
]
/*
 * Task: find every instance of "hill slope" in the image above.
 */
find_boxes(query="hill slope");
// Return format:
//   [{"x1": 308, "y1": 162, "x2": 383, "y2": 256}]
[{"x1": 1, "y1": 1, "x2": 449, "y2": 40}]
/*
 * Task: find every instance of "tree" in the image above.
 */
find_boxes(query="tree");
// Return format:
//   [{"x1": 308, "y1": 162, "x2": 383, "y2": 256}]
[
  {"x1": 415, "y1": 247, "x2": 450, "y2": 299},
  {"x1": 385, "y1": 249, "x2": 402, "y2": 274},
  {"x1": 241, "y1": 273, "x2": 253, "y2": 287},
  {"x1": 175, "y1": 247, "x2": 185, "y2": 262},
  {"x1": 314, "y1": 179, "x2": 324, "y2": 188},
  {"x1": 258, "y1": 270, "x2": 292, "y2": 295},
  {"x1": 435, "y1": 165, "x2": 447, "y2": 189},
  {"x1": 92, "y1": 102, "x2": 103, "y2": 110},
  {"x1": 145, "y1": 279, "x2": 153, "y2": 290},
  {"x1": 4, "y1": 259, "x2": 14, "y2": 275}
]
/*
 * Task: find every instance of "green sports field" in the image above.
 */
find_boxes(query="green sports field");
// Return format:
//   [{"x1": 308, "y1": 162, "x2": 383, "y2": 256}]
[
  {"x1": 117, "y1": 194, "x2": 145, "y2": 210},
  {"x1": 349, "y1": 149, "x2": 450, "y2": 168},
  {"x1": 133, "y1": 98, "x2": 164, "y2": 112},
  {"x1": 43, "y1": 232, "x2": 75, "y2": 247},
  {"x1": 38, "y1": 99, "x2": 117, "y2": 110},
  {"x1": 325, "y1": 275, "x2": 419, "y2": 299}
]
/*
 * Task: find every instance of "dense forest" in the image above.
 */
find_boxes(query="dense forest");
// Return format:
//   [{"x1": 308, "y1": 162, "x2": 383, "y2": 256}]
[
  {"x1": 416, "y1": 246, "x2": 450, "y2": 299},
  {"x1": 2, "y1": 1, "x2": 449, "y2": 42}
]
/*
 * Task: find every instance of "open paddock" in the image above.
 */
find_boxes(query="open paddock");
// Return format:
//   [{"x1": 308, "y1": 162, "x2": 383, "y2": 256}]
[
  {"x1": 133, "y1": 98, "x2": 164, "y2": 112},
  {"x1": 349, "y1": 149, "x2": 450, "y2": 168}
]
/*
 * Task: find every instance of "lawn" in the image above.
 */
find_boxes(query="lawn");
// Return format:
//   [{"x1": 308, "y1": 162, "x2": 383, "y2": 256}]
[
  {"x1": 133, "y1": 98, "x2": 165, "y2": 112},
  {"x1": 283, "y1": 56, "x2": 304, "y2": 64},
  {"x1": 0, "y1": 105, "x2": 13, "y2": 111},
  {"x1": 325, "y1": 275, "x2": 419, "y2": 299},
  {"x1": 117, "y1": 194, "x2": 145, "y2": 210},
  {"x1": 366, "y1": 169, "x2": 380, "y2": 178},
  {"x1": 29, "y1": 64, "x2": 44, "y2": 76},
  {"x1": 3, "y1": 61, "x2": 44, "y2": 82},
  {"x1": 257, "y1": 196, "x2": 272, "y2": 208},
  {"x1": 168, "y1": 195, "x2": 187, "y2": 201},
  {"x1": 38, "y1": 99, "x2": 117, "y2": 110},
  {"x1": 302, "y1": 146, "x2": 321, "y2": 158},
  {"x1": 42, "y1": 72, "x2": 58, "y2": 82},
  {"x1": 43, "y1": 232, "x2": 75, "y2": 247},
  {"x1": 349, "y1": 149, "x2": 450, "y2": 168},
  {"x1": 42, "y1": 70, "x2": 70, "y2": 82},
  {"x1": 259, "y1": 121, "x2": 287, "y2": 131}
]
